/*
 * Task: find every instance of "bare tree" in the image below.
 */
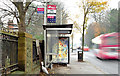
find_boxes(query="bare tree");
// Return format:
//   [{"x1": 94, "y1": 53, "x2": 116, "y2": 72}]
[{"x1": 0, "y1": 0, "x2": 35, "y2": 32}]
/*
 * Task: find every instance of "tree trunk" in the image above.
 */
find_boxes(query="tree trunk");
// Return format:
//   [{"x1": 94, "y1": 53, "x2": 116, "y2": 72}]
[
  {"x1": 81, "y1": 25, "x2": 84, "y2": 61},
  {"x1": 81, "y1": 12, "x2": 87, "y2": 61},
  {"x1": 14, "y1": 2, "x2": 26, "y2": 32},
  {"x1": 19, "y1": 12, "x2": 26, "y2": 32}
]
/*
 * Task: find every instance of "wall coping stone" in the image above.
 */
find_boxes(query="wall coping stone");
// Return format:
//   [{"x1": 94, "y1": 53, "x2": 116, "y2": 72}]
[{"x1": 18, "y1": 32, "x2": 32, "y2": 38}]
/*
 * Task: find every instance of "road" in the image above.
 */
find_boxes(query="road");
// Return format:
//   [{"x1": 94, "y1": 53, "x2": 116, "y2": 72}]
[{"x1": 83, "y1": 50, "x2": 119, "y2": 74}]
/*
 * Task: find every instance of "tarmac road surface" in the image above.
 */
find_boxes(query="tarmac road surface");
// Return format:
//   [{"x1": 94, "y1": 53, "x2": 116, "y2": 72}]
[{"x1": 83, "y1": 50, "x2": 119, "y2": 74}]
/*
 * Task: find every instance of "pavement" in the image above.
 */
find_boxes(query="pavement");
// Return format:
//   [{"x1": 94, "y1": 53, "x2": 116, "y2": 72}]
[{"x1": 50, "y1": 51, "x2": 106, "y2": 74}]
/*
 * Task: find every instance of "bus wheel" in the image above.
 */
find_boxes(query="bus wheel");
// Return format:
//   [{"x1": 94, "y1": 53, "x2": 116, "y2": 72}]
[{"x1": 96, "y1": 56, "x2": 103, "y2": 60}]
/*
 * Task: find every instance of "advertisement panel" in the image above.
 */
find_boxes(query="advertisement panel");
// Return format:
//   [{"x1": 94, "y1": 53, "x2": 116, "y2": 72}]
[{"x1": 53, "y1": 37, "x2": 69, "y2": 63}]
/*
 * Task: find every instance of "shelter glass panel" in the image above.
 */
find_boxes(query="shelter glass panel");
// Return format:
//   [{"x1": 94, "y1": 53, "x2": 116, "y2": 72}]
[{"x1": 46, "y1": 30, "x2": 59, "y2": 54}]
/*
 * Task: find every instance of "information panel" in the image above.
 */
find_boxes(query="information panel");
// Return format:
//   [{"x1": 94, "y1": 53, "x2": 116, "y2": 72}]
[{"x1": 47, "y1": 5, "x2": 56, "y2": 23}]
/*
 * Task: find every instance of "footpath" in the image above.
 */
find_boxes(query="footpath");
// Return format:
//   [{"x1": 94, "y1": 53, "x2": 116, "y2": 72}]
[{"x1": 49, "y1": 52, "x2": 106, "y2": 75}]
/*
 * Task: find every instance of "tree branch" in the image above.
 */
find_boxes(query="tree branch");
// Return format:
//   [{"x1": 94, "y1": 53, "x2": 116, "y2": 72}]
[
  {"x1": 0, "y1": 8, "x2": 14, "y2": 14},
  {"x1": 25, "y1": 2, "x2": 32, "y2": 12},
  {"x1": 12, "y1": 2, "x2": 18, "y2": 9},
  {"x1": 1, "y1": 13, "x2": 13, "y2": 18},
  {"x1": 3, "y1": 2, "x2": 14, "y2": 12},
  {"x1": 25, "y1": 0, "x2": 36, "y2": 12},
  {"x1": 26, "y1": 7, "x2": 36, "y2": 26}
]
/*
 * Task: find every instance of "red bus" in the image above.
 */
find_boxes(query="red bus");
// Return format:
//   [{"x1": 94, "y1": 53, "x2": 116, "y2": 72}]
[{"x1": 92, "y1": 32, "x2": 120, "y2": 59}]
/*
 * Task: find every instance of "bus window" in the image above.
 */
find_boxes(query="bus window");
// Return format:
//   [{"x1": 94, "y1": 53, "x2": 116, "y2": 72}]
[
  {"x1": 105, "y1": 36, "x2": 118, "y2": 45},
  {"x1": 93, "y1": 44, "x2": 99, "y2": 49}
]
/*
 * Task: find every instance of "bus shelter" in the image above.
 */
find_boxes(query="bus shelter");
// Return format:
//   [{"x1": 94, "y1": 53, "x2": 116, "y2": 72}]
[{"x1": 43, "y1": 24, "x2": 73, "y2": 67}]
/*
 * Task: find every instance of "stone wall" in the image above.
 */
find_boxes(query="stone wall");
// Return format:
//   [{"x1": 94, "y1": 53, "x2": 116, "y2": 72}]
[
  {"x1": 18, "y1": 32, "x2": 40, "y2": 74},
  {"x1": 25, "y1": 36, "x2": 33, "y2": 73}
]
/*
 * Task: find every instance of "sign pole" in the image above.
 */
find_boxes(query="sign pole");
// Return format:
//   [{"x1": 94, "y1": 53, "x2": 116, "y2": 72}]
[
  {"x1": 42, "y1": 1, "x2": 48, "y2": 67},
  {"x1": 44, "y1": 2, "x2": 47, "y2": 25}
]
